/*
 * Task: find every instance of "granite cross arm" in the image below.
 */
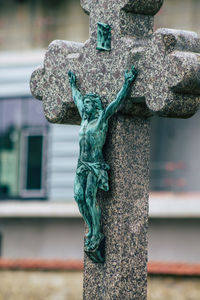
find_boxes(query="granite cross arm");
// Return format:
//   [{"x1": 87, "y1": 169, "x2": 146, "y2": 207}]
[
  {"x1": 30, "y1": 0, "x2": 200, "y2": 299},
  {"x1": 30, "y1": 0, "x2": 200, "y2": 123}
]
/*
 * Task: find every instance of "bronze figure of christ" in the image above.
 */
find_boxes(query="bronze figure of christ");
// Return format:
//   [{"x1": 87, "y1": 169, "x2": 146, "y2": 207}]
[{"x1": 68, "y1": 67, "x2": 137, "y2": 261}]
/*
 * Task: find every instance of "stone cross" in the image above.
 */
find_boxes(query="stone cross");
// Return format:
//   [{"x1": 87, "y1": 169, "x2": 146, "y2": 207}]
[{"x1": 30, "y1": 0, "x2": 200, "y2": 299}]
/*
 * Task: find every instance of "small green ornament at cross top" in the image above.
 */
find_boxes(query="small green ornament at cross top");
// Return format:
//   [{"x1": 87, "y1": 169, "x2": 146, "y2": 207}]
[
  {"x1": 68, "y1": 66, "x2": 137, "y2": 263},
  {"x1": 96, "y1": 22, "x2": 111, "y2": 51}
]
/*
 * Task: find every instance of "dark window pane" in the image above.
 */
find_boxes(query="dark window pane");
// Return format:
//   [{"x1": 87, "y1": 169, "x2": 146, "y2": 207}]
[{"x1": 26, "y1": 135, "x2": 43, "y2": 190}]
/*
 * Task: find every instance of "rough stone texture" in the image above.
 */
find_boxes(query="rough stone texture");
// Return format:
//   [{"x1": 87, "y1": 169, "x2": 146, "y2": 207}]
[
  {"x1": 30, "y1": 0, "x2": 200, "y2": 299},
  {"x1": 83, "y1": 115, "x2": 150, "y2": 299},
  {"x1": 143, "y1": 29, "x2": 200, "y2": 118}
]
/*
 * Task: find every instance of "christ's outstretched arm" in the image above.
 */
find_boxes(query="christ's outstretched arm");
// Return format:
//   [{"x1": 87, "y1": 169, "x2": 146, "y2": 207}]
[
  {"x1": 104, "y1": 66, "x2": 137, "y2": 121},
  {"x1": 68, "y1": 71, "x2": 84, "y2": 118}
]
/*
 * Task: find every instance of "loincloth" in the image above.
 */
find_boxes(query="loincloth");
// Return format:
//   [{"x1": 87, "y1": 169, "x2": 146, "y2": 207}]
[{"x1": 77, "y1": 160, "x2": 110, "y2": 191}]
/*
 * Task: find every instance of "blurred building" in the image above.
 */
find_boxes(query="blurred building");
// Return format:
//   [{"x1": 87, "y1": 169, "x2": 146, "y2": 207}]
[{"x1": 0, "y1": 0, "x2": 200, "y2": 264}]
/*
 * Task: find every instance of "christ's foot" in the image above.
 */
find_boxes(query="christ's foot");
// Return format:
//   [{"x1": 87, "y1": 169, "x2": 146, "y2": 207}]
[
  {"x1": 89, "y1": 232, "x2": 104, "y2": 251},
  {"x1": 84, "y1": 233, "x2": 105, "y2": 263}
]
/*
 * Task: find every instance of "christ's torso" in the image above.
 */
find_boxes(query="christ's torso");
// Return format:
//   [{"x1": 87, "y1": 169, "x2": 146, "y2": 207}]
[{"x1": 79, "y1": 113, "x2": 108, "y2": 162}]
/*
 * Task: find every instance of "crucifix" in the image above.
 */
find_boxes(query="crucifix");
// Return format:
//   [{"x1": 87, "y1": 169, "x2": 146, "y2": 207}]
[{"x1": 30, "y1": 0, "x2": 200, "y2": 299}]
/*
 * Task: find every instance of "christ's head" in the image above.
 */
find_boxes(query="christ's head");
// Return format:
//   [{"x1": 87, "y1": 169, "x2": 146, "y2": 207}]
[{"x1": 83, "y1": 93, "x2": 103, "y2": 117}]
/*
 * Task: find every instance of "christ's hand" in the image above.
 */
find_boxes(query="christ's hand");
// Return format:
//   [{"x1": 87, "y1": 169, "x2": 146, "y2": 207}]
[
  {"x1": 124, "y1": 66, "x2": 137, "y2": 86},
  {"x1": 68, "y1": 71, "x2": 76, "y2": 87}
]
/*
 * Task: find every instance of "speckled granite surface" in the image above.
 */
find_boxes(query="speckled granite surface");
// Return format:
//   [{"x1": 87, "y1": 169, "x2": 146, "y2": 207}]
[
  {"x1": 30, "y1": 0, "x2": 200, "y2": 299},
  {"x1": 83, "y1": 115, "x2": 150, "y2": 299}
]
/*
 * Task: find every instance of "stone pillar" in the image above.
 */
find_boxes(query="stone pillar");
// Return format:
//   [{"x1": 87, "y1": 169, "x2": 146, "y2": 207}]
[{"x1": 84, "y1": 115, "x2": 150, "y2": 300}]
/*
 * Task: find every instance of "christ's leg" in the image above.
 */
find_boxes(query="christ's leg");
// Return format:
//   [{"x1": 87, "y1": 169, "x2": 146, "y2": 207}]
[
  {"x1": 74, "y1": 173, "x2": 92, "y2": 239},
  {"x1": 85, "y1": 173, "x2": 104, "y2": 250}
]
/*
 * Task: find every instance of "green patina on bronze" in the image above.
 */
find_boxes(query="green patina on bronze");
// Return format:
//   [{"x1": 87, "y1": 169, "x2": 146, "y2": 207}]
[
  {"x1": 96, "y1": 22, "x2": 111, "y2": 51},
  {"x1": 68, "y1": 67, "x2": 137, "y2": 263}
]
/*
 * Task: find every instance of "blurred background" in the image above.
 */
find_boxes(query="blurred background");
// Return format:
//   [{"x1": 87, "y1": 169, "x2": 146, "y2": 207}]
[{"x1": 0, "y1": 0, "x2": 200, "y2": 299}]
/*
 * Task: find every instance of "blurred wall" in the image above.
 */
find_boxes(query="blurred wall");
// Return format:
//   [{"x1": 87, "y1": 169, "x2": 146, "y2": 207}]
[
  {"x1": 155, "y1": 0, "x2": 200, "y2": 34},
  {"x1": 0, "y1": 270, "x2": 200, "y2": 300},
  {"x1": 0, "y1": 0, "x2": 89, "y2": 51}
]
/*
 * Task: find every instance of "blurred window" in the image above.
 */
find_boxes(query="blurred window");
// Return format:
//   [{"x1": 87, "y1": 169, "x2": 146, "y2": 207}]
[
  {"x1": 0, "y1": 97, "x2": 48, "y2": 199},
  {"x1": 150, "y1": 111, "x2": 200, "y2": 193}
]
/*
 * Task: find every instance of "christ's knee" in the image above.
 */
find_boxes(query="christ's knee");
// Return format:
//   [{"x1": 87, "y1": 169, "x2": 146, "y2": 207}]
[{"x1": 85, "y1": 188, "x2": 94, "y2": 207}]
